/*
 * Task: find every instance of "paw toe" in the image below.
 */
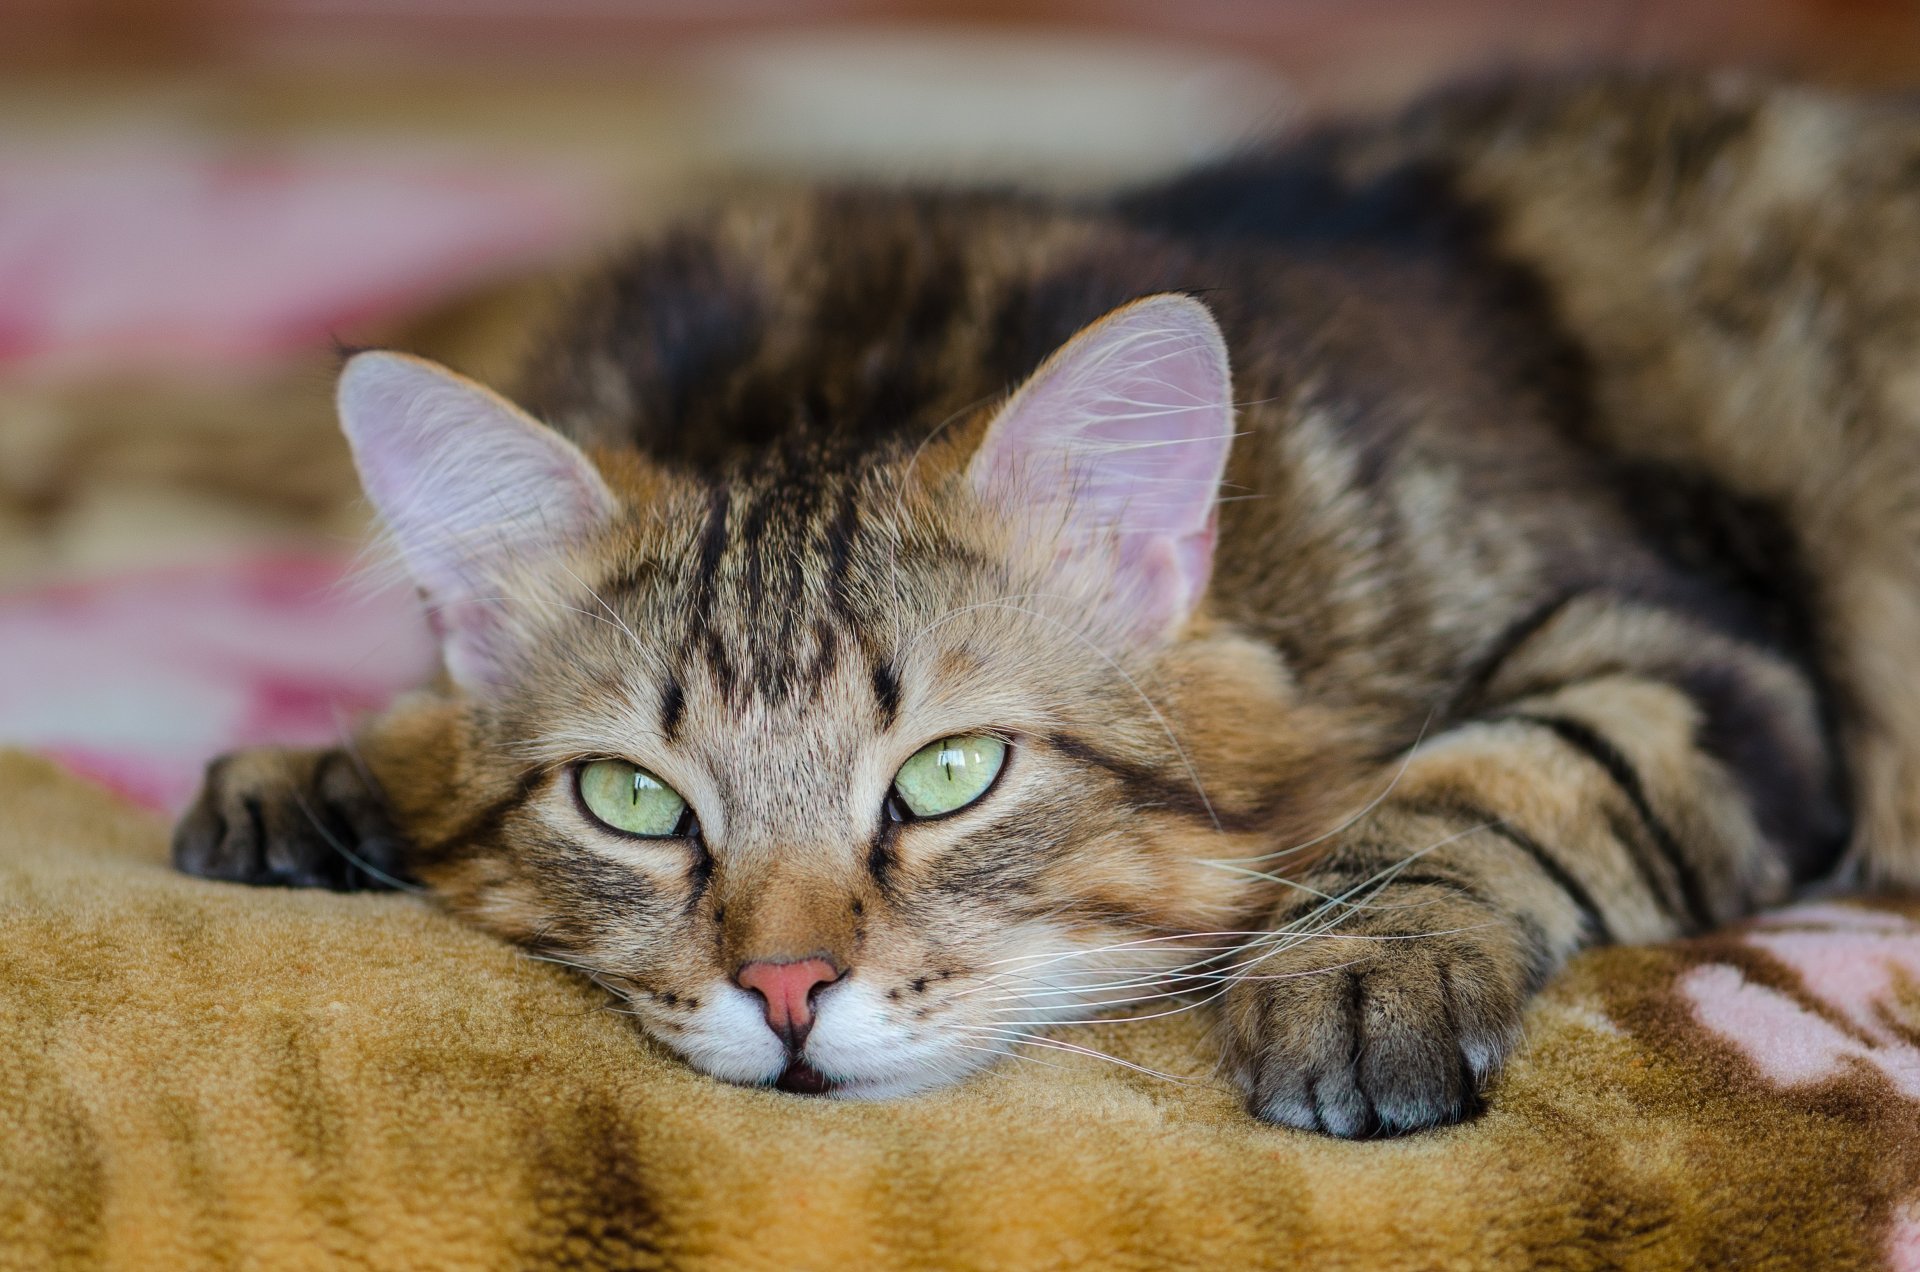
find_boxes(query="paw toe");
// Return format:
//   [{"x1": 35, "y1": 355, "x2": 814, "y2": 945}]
[
  {"x1": 1233, "y1": 937, "x2": 1526, "y2": 1138},
  {"x1": 170, "y1": 749, "x2": 407, "y2": 892}
]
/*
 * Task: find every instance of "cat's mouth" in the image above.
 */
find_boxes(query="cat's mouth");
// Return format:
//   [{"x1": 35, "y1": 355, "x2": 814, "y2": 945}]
[{"x1": 775, "y1": 1061, "x2": 834, "y2": 1096}]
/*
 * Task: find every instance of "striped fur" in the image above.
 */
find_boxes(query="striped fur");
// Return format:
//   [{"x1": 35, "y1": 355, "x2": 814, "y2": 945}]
[{"x1": 177, "y1": 72, "x2": 1909, "y2": 1136}]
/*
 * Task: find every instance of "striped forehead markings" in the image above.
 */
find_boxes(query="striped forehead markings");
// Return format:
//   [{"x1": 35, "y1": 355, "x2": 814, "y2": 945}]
[
  {"x1": 871, "y1": 662, "x2": 902, "y2": 728},
  {"x1": 660, "y1": 676, "x2": 687, "y2": 741},
  {"x1": 671, "y1": 472, "x2": 879, "y2": 706},
  {"x1": 687, "y1": 484, "x2": 732, "y2": 631}
]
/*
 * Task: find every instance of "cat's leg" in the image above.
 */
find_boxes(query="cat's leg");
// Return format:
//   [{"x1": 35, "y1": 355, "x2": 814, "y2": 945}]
[
  {"x1": 1223, "y1": 593, "x2": 1846, "y2": 1137},
  {"x1": 172, "y1": 745, "x2": 413, "y2": 891}
]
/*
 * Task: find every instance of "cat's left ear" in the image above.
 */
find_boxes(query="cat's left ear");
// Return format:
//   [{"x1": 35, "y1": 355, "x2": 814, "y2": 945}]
[
  {"x1": 969, "y1": 293, "x2": 1234, "y2": 645},
  {"x1": 337, "y1": 351, "x2": 617, "y2": 689}
]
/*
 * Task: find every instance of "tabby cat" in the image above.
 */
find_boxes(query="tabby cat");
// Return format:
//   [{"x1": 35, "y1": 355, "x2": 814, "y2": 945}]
[{"x1": 174, "y1": 73, "x2": 1920, "y2": 1137}]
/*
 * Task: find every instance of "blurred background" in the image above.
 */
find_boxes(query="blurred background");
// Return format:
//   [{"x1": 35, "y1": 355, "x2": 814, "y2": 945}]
[{"x1": 1, "y1": 0, "x2": 1917, "y2": 807}]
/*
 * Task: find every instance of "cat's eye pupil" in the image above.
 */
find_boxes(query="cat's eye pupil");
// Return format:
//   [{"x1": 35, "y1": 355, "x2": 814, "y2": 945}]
[
  {"x1": 577, "y1": 759, "x2": 692, "y2": 839},
  {"x1": 891, "y1": 734, "x2": 1006, "y2": 820}
]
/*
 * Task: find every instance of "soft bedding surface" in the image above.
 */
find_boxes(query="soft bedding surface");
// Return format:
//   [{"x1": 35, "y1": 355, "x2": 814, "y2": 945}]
[
  {"x1": 4, "y1": 560, "x2": 1920, "y2": 1270},
  {"x1": 5, "y1": 752, "x2": 1920, "y2": 1270}
]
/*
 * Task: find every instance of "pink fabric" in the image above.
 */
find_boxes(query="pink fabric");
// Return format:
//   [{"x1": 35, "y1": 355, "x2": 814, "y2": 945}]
[
  {"x1": 0, "y1": 555, "x2": 436, "y2": 810},
  {"x1": 1891, "y1": 1210, "x2": 1920, "y2": 1272},
  {"x1": 0, "y1": 139, "x2": 605, "y2": 801},
  {"x1": 0, "y1": 147, "x2": 601, "y2": 374},
  {"x1": 1681, "y1": 905, "x2": 1920, "y2": 1102},
  {"x1": 1746, "y1": 926, "x2": 1920, "y2": 1046}
]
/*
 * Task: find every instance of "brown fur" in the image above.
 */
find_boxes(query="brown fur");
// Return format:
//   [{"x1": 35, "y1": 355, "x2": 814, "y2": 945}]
[
  {"x1": 176, "y1": 71, "x2": 1911, "y2": 1135},
  {"x1": 1355, "y1": 72, "x2": 1920, "y2": 887}
]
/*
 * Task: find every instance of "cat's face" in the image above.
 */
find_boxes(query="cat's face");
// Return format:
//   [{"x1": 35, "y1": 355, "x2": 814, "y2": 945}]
[{"x1": 340, "y1": 297, "x2": 1364, "y2": 1097}]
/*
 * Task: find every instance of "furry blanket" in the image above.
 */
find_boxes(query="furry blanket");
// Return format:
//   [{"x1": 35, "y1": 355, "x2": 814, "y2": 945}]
[{"x1": 4, "y1": 749, "x2": 1919, "y2": 1270}]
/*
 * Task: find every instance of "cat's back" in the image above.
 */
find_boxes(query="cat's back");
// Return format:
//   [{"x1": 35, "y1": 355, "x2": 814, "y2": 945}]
[
  {"x1": 514, "y1": 189, "x2": 1172, "y2": 472},
  {"x1": 513, "y1": 146, "x2": 1559, "y2": 483},
  {"x1": 1347, "y1": 71, "x2": 1920, "y2": 882},
  {"x1": 1122, "y1": 74, "x2": 1920, "y2": 889}
]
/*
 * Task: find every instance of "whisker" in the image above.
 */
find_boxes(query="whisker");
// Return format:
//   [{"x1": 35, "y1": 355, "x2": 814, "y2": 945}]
[
  {"x1": 889, "y1": 390, "x2": 1004, "y2": 648},
  {"x1": 520, "y1": 949, "x2": 607, "y2": 976},
  {"x1": 288, "y1": 786, "x2": 427, "y2": 894},
  {"x1": 980, "y1": 918, "x2": 1503, "y2": 1020},
  {"x1": 553, "y1": 560, "x2": 648, "y2": 657},
  {"x1": 964, "y1": 821, "x2": 1493, "y2": 1025},
  {"x1": 1197, "y1": 706, "x2": 1436, "y2": 868},
  {"x1": 964, "y1": 827, "x2": 1475, "y2": 999},
  {"x1": 969, "y1": 928, "x2": 1284, "y2": 973},
  {"x1": 954, "y1": 1028, "x2": 1201, "y2": 1086}
]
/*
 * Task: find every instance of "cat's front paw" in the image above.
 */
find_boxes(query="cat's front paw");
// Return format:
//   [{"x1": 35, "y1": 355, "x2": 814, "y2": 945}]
[
  {"x1": 1221, "y1": 886, "x2": 1540, "y2": 1137},
  {"x1": 172, "y1": 746, "x2": 411, "y2": 891}
]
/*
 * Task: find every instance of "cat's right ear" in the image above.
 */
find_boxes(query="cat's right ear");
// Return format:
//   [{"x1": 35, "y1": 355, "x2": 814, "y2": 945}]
[
  {"x1": 336, "y1": 351, "x2": 617, "y2": 689},
  {"x1": 967, "y1": 293, "x2": 1235, "y2": 648}
]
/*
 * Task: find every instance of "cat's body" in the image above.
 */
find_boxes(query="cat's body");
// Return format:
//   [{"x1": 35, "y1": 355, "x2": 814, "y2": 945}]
[{"x1": 176, "y1": 72, "x2": 1920, "y2": 1135}]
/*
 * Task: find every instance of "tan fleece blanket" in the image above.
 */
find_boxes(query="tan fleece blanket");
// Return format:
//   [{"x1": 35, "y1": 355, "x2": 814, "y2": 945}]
[{"x1": 4, "y1": 749, "x2": 1919, "y2": 1271}]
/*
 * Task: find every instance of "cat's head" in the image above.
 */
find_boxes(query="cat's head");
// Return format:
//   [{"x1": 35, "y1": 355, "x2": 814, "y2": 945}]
[{"x1": 340, "y1": 293, "x2": 1364, "y2": 1097}]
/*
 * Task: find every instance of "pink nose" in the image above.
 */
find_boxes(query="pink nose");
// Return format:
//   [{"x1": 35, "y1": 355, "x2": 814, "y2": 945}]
[{"x1": 736, "y1": 957, "x2": 842, "y2": 1050}]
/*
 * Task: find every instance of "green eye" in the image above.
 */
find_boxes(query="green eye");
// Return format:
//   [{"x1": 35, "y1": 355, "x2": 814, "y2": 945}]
[
  {"x1": 891, "y1": 735, "x2": 1007, "y2": 820},
  {"x1": 576, "y1": 760, "x2": 693, "y2": 838}
]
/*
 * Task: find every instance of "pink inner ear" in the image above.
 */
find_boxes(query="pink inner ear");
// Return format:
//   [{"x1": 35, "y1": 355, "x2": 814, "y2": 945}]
[
  {"x1": 336, "y1": 351, "x2": 616, "y2": 687},
  {"x1": 969, "y1": 293, "x2": 1234, "y2": 641}
]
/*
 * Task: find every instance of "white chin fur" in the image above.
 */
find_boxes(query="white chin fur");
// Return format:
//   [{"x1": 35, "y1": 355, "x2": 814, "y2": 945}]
[
  {"x1": 666, "y1": 975, "x2": 1011, "y2": 1099},
  {"x1": 802, "y1": 979, "x2": 1007, "y2": 1099},
  {"x1": 670, "y1": 982, "x2": 788, "y2": 1085}
]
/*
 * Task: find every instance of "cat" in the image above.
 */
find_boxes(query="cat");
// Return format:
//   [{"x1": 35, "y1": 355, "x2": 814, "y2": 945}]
[{"x1": 173, "y1": 71, "x2": 1920, "y2": 1137}]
